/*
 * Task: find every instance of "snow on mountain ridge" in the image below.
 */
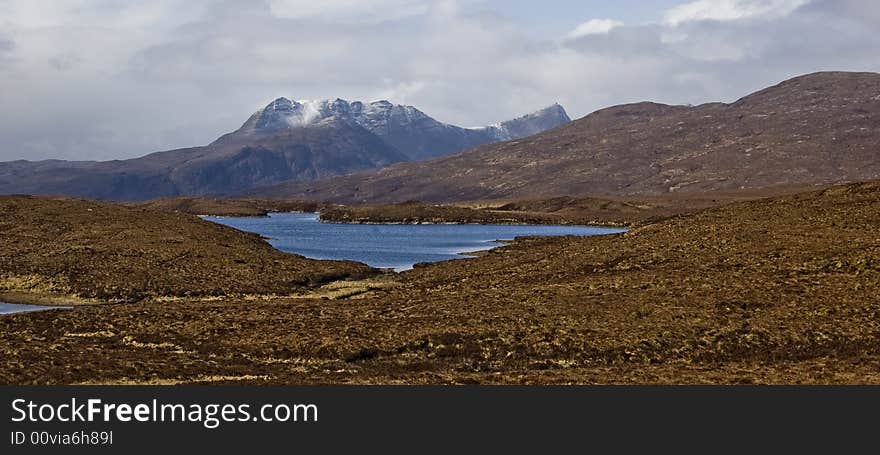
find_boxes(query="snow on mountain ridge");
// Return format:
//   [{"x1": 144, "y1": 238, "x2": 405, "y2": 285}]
[
  {"x1": 234, "y1": 96, "x2": 571, "y2": 161},
  {"x1": 247, "y1": 97, "x2": 430, "y2": 132},
  {"x1": 247, "y1": 97, "x2": 566, "y2": 137},
  {"x1": 464, "y1": 103, "x2": 570, "y2": 141}
]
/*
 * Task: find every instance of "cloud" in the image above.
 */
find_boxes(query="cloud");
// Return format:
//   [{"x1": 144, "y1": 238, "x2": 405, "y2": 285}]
[
  {"x1": 48, "y1": 53, "x2": 81, "y2": 72},
  {"x1": 0, "y1": 34, "x2": 13, "y2": 64},
  {"x1": 375, "y1": 80, "x2": 428, "y2": 104},
  {"x1": 567, "y1": 19, "x2": 624, "y2": 39},
  {"x1": 664, "y1": 0, "x2": 809, "y2": 25},
  {"x1": 266, "y1": 0, "x2": 431, "y2": 22},
  {"x1": 0, "y1": 0, "x2": 879, "y2": 162},
  {"x1": 0, "y1": 0, "x2": 210, "y2": 29}
]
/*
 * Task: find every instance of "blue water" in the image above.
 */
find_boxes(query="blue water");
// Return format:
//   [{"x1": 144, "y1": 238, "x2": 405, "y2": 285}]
[
  {"x1": 0, "y1": 302, "x2": 68, "y2": 315},
  {"x1": 206, "y1": 213, "x2": 626, "y2": 271}
]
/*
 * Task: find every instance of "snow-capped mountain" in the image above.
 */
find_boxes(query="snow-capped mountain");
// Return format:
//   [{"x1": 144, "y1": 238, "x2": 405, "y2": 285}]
[
  {"x1": 0, "y1": 98, "x2": 570, "y2": 200},
  {"x1": 480, "y1": 103, "x2": 571, "y2": 141},
  {"x1": 239, "y1": 98, "x2": 433, "y2": 132},
  {"x1": 234, "y1": 98, "x2": 571, "y2": 160}
]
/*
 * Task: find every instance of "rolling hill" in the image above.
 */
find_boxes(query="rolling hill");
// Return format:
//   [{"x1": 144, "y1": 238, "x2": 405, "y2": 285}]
[{"x1": 251, "y1": 72, "x2": 880, "y2": 203}]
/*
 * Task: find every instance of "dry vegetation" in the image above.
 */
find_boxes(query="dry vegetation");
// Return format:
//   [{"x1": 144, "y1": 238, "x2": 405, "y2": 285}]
[
  {"x1": 317, "y1": 187, "x2": 810, "y2": 227},
  {"x1": 132, "y1": 197, "x2": 321, "y2": 217},
  {"x1": 1, "y1": 181, "x2": 878, "y2": 384},
  {"x1": 0, "y1": 195, "x2": 377, "y2": 305}
]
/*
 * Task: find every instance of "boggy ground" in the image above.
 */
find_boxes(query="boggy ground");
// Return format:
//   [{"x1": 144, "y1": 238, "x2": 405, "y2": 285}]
[{"x1": 1, "y1": 182, "x2": 879, "y2": 384}]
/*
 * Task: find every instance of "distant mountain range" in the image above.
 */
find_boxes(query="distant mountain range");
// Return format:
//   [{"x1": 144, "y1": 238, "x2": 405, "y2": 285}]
[
  {"x1": 0, "y1": 99, "x2": 570, "y2": 200},
  {"x1": 251, "y1": 72, "x2": 880, "y2": 203}
]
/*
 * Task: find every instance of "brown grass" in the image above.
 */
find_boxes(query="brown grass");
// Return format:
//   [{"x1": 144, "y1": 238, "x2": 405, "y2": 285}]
[{"x1": 1, "y1": 182, "x2": 878, "y2": 384}]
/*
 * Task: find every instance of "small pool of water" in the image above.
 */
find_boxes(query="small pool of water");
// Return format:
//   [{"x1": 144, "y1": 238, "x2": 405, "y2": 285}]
[
  {"x1": 0, "y1": 302, "x2": 69, "y2": 315},
  {"x1": 206, "y1": 213, "x2": 626, "y2": 271}
]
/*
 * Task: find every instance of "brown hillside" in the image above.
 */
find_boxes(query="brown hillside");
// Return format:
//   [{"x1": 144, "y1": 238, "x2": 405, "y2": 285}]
[
  {"x1": 253, "y1": 72, "x2": 880, "y2": 203},
  {"x1": 0, "y1": 196, "x2": 375, "y2": 304}
]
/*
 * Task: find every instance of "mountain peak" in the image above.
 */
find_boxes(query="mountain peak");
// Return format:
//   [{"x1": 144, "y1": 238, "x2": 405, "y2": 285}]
[
  {"x1": 478, "y1": 104, "x2": 572, "y2": 140},
  {"x1": 532, "y1": 103, "x2": 569, "y2": 120},
  {"x1": 245, "y1": 97, "x2": 404, "y2": 134},
  {"x1": 270, "y1": 97, "x2": 293, "y2": 106},
  {"x1": 251, "y1": 97, "x2": 318, "y2": 131},
  {"x1": 233, "y1": 96, "x2": 571, "y2": 160},
  {"x1": 543, "y1": 103, "x2": 567, "y2": 114}
]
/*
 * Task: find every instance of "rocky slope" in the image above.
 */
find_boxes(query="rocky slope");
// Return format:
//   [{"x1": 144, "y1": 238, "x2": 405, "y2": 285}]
[
  {"x1": 253, "y1": 72, "x2": 880, "y2": 203},
  {"x1": 0, "y1": 100, "x2": 568, "y2": 201}
]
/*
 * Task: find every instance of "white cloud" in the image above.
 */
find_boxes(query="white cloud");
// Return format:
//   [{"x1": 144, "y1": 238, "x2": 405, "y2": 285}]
[
  {"x1": 0, "y1": 0, "x2": 878, "y2": 161},
  {"x1": 266, "y1": 0, "x2": 431, "y2": 22},
  {"x1": 664, "y1": 0, "x2": 809, "y2": 25},
  {"x1": 0, "y1": 0, "x2": 209, "y2": 29},
  {"x1": 566, "y1": 19, "x2": 624, "y2": 39},
  {"x1": 375, "y1": 80, "x2": 428, "y2": 104}
]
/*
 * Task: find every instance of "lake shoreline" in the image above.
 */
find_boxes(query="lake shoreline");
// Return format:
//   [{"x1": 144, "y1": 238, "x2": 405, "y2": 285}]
[
  {"x1": 0, "y1": 301, "x2": 72, "y2": 315},
  {"x1": 315, "y1": 217, "x2": 628, "y2": 228},
  {"x1": 205, "y1": 213, "x2": 624, "y2": 271},
  {"x1": 135, "y1": 192, "x2": 791, "y2": 228}
]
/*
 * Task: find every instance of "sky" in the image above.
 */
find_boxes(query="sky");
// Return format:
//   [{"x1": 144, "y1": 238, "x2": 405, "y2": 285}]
[{"x1": 0, "y1": 0, "x2": 878, "y2": 161}]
